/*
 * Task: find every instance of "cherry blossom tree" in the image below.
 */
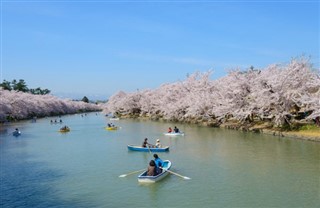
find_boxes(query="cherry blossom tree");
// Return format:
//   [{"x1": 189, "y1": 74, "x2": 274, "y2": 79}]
[
  {"x1": 103, "y1": 57, "x2": 319, "y2": 128},
  {"x1": 0, "y1": 89, "x2": 101, "y2": 122}
]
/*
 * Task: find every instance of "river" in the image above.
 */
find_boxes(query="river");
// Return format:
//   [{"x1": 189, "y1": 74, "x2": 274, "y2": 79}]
[{"x1": 0, "y1": 113, "x2": 319, "y2": 208}]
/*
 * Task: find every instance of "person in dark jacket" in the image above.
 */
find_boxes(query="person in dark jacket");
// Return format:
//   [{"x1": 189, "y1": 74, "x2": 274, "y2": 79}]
[
  {"x1": 142, "y1": 138, "x2": 149, "y2": 148},
  {"x1": 142, "y1": 138, "x2": 154, "y2": 148},
  {"x1": 147, "y1": 160, "x2": 156, "y2": 176}
]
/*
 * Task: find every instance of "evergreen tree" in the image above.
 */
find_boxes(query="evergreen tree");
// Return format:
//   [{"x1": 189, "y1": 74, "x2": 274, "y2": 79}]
[
  {"x1": 0, "y1": 79, "x2": 50, "y2": 94},
  {"x1": 13, "y1": 79, "x2": 29, "y2": 92},
  {"x1": 0, "y1": 80, "x2": 12, "y2": 90},
  {"x1": 82, "y1": 96, "x2": 89, "y2": 103}
]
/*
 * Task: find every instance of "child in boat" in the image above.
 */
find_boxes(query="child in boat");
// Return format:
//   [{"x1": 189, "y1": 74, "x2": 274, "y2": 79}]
[
  {"x1": 147, "y1": 160, "x2": 156, "y2": 176},
  {"x1": 168, "y1": 127, "x2": 172, "y2": 133}
]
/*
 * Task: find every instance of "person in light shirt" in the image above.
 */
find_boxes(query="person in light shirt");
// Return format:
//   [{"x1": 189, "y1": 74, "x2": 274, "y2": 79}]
[{"x1": 155, "y1": 139, "x2": 162, "y2": 148}]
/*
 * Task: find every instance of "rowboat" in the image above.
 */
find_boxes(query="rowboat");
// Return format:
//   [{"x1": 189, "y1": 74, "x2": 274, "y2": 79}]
[
  {"x1": 13, "y1": 131, "x2": 21, "y2": 137},
  {"x1": 59, "y1": 128, "x2": 70, "y2": 133},
  {"x1": 138, "y1": 160, "x2": 172, "y2": 183},
  {"x1": 127, "y1": 144, "x2": 169, "y2": 152},
  {"x1": 164, "y1": 132, "x2": 185, "y2": 136},
  {"x1": 105, "y1": 126, "x2": 118, "y2": 130},
  {"x1": 109, "y1": 117, "x2": 119, "y2": 121}
]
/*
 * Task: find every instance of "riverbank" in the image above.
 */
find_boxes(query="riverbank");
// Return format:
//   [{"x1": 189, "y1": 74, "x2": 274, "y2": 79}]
[
  {"x1": 119, "y1": 114, "x2": 320, "y2": 142},
  {"x1": 219, "y1": 120, "x2": 320, "y2": 142}
]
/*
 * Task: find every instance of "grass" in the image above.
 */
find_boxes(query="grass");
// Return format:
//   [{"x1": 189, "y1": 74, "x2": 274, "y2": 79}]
[{"x1": 288, "y1": 124, "x2": 320, "y2": 139}]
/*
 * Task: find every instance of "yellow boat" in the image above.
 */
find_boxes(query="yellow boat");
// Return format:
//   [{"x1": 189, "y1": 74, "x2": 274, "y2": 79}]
[
  {"x1": 105, "y1": 126, "x2": 118, "y2": 130},
  {"x1": 59, "y1": 127, "x2": 70, "y2": 132}
]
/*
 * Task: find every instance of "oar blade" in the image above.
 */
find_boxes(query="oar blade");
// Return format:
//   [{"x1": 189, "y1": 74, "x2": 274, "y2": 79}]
[
  {"x1": 119, "y1": 168, "x2": 146, "y2": 178},
  {"x1": 183, "y1": 176, "x2": 191, "y2": 180}
]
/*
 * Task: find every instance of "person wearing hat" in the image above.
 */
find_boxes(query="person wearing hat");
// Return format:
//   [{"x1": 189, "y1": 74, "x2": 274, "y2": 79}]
[
  {"x1": 153, "y1": 154, "x2": 163, "y2": 174},
  {"x1": 155, "y1": 139, "x2": 162, "y2": 148}
]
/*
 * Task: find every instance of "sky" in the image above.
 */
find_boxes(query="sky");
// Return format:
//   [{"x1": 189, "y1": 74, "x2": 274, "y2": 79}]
[{"x1": 1, "y1": 0, "x2": 319, "y2": 100}]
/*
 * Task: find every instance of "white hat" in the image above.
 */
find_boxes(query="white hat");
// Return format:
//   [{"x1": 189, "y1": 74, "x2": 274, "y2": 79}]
[{"x1": 156, "y1": 139, "x2": 160, "y2": 142}]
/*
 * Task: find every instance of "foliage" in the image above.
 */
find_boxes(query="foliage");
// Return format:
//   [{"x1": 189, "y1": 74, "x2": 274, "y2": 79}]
[
  {"x1": 102, "y1": 57, "x2": 320, "y2": 127},
  {"x1": 82, "y1": 96, "x2": 89, "y2": 103},
  {"x1": 0, "y1": 89, "x2": 101, "y2": 122},
  {"x1": 0, "y1": 79, "x2": 51, "y2": 95},
  {"x1": 299, "y1": 124, "x2": 319, "y2": 131}
]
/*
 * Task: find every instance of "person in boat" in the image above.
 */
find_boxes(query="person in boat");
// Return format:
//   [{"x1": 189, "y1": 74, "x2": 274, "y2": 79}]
[
  {"x1": 153, "y1": 154, "x2": 163, "y2": 174},
  {"x1": 60, "y1": 126, "x2": 68, "y2": 130},
  {"x1": 142, "y1": 138, "x2": 151, "y2": 148},
  {"x1": 155, "y1": 139, "x2": 162, "y2": 148},
  {"x1": 168, "y1": 127, "x2": 172, "y2": 133},
  {"x1": 174, "y1": 126, "x2": 180, "y2": 133},
  {"x1": 147, "y1": 160, "x2": 156, "y2": 176},
  {"x1": 107, "y1": 123, "x2": 111, "y2": 127},
  {"x1": 13, "y1": 128, "x2": 21, "y2": 136}
]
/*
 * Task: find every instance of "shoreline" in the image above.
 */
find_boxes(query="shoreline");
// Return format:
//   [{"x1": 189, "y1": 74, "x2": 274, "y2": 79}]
[{"x1": 120, "y1": 115, "x2": 320, "y2": 142}]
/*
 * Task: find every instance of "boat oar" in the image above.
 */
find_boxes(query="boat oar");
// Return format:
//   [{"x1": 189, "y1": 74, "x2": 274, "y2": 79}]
[
  {"x1": 147, "y1": 145, "x2": 153, "y2": 157},
  {"x1": 161, "y1": 167, "x2": 191, "y2": 180},
  {"x1": 119, "y1": 168, "x2": 146, "y2": 178}
]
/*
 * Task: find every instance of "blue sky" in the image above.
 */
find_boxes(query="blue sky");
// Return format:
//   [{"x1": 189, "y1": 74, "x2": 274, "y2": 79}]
[{"x1": 1, "y1": 0, "x2": 319, "y2": 100}]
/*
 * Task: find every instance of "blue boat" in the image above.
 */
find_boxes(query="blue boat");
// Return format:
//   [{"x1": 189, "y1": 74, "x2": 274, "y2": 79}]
[
  {"x1": 138, "y1": 160, "x2": 172, "y2": 183},
  {"x1": 127, "y1": 145, "x2": 169, "y2": 152},
  {"x1": 13, "y1": 130, "x2": 21, "y2": 137}
]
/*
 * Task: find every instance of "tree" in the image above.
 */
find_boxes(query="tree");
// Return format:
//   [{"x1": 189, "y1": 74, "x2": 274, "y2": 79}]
[
  {"x1": 0, "y1": 79, "x2": 50, "y2": 95},
  {"x1": 11, "y1": 79, "x2": 28, "y2": 92},
  {"x1": 82, "y1": 96, "x2": 89, "y2": 103},
  {"x1": 29, "y1": 87, "x2": 51, "y2": 95},
  {"x1": 0, "y1": 89, "x2": 101, "y2": 122},
  {"x1": 102, "y1": 57, "x2": 320, "y2": 127},
  {"x1": 0, "y1": 80, "x2": 12, "y2": 90}
]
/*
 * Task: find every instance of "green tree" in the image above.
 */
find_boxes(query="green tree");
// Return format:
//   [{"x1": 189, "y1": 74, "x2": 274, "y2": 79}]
[
  {"x1": 82, "y1": 96, "x2": 89, "y2": 103},
  {"x1": 29, "y1": 87, "x2": 51, "y2": 95},
  {"x1": 0, "y1": 80, "x2": 12, "y2": 90},
  {"x1": 12, "y1": 79, "x2": 29, "y2": 92},
  {"x1": 40, "y1": 89, "x2": 51, "y2": 95}
]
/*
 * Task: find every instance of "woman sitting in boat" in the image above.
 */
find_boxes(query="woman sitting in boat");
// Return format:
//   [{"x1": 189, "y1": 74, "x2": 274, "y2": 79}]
[
  {"x1": 153, "y1": 154, "x2": 163, "y2": 174},
  {"x1": 147, "y1": 160, "x2": 156, "y2": 176},
  {"x1": 155, "y1": 139, "x2": 162, "y2": 148},
  {"x1": 168, "y1": 127, "x2": 172, "y2": 133}
]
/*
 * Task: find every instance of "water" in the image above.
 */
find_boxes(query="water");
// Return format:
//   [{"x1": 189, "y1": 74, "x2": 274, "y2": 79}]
[{"x1": 1, "y1": 113, "x2": 319, "y2": 208}]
